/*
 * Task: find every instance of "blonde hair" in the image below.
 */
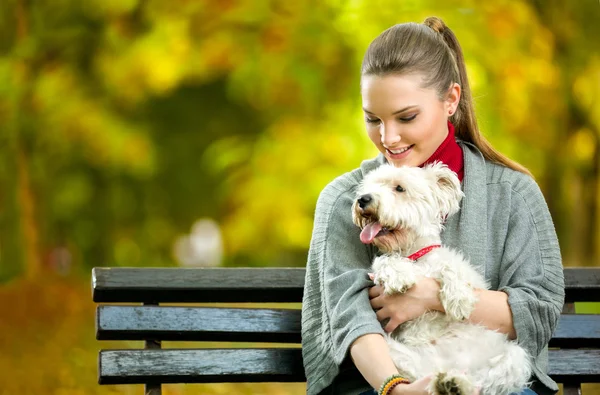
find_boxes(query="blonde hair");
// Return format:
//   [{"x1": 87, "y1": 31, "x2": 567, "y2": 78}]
[{"x1": 361, "y1": 16, "x2": 531, "y2": 176}]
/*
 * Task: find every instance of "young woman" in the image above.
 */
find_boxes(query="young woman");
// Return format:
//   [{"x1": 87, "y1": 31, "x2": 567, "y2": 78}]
[{"x1": 301, "y1": 17, "x2": 565, "y2": 395}]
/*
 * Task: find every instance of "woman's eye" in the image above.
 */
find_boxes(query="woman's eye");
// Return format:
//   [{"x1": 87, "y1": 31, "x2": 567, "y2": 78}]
[
  {"x1": 396, "y1": 185, "x2": 405, "y2": 192},
  {"x1": 365, "y1": 118, "x2": 380, "y2": 124},
  {"x1": 399, "y1": 114, "x2": 417, "y2": 122}
]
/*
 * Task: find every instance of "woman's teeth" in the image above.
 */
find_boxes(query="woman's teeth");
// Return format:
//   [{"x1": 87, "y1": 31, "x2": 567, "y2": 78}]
[{"x1": 389, "y1": 145, "x2": 412, "y2": 154}]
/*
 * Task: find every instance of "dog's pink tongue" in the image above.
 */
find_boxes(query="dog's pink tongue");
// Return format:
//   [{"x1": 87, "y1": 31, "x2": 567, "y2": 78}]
[{"x1": 360, "y1": 221, "x2": 383, "y2": 244}]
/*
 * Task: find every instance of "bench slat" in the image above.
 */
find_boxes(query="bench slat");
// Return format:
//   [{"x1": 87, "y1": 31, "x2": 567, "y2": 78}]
[
  {"x1": 549, "y1": 349, "x2": 600, "y2": 383},
  {"x1": 97, "y1": 306, "x2": 599, "y2": 347},
  {"x1": 92, "y1": 267, "x2": 600, "y2": 303},
  {"x1": 92, "y1": 267, "x2": 305, "y2": 303},
  {"x1": 564, "y1": 268, "x2": 600, "y2": 303},
  {"x1": 96, "y1": 306, "x2": 301, "y2": 343},
  {"x1": 99, "y1": 349, "x2": 305, "y2": 384},
  {"x1": 98, "y1": 348, "x2": 600, "y2": 385},
  {"x1": 550, "y1": 314, "x2": 600, "y2": 348}
]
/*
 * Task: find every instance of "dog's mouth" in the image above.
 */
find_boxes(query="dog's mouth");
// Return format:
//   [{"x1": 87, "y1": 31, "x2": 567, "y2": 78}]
[{"x1": 359, "y1": 220, "x2": 393, "y2": 244}]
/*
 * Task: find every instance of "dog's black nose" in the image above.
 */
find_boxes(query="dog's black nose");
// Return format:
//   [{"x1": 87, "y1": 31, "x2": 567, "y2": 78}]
[{"x1": 358, "y1": 194, "x2": 372, "y2": 209}]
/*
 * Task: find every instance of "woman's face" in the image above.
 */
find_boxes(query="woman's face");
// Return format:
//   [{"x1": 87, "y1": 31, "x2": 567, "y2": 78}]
[{"x1": 361, "y1": 73, "x2": 459, "y2": 168}]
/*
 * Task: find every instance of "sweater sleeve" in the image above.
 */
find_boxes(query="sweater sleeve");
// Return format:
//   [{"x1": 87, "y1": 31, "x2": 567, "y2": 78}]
[
  {"x1": 497, "y1": 177, "x2": 565, "y2": 358},
  {"x1": 302, "y1": 173, "x2": 385, "y2": 395}
]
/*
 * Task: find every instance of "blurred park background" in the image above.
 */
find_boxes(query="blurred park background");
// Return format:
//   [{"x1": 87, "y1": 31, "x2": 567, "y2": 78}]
[{"x1": 0, "y1": 0, "x2": 599, "y2": 393}]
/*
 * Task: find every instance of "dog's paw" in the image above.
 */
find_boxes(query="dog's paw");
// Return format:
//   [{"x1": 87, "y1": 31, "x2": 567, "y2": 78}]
[
  {"x1": 443, "y1": 298, "x2": 476, "y2": 322},
  {"x1": 381, "y1": 275, "x2": 415, "y2": 294},
  {"x1": 439, "y1": 285, "x2": 477, "y2": 322},
  {"x1": 429, "y1": 372, "x2": 475, "y2": 395},
  {"x1": 372, "y1": 256, "x2": 417, "y2": 294},
  {"x1": 374, "y1": 269, "x2": 415, "y2": 294}
]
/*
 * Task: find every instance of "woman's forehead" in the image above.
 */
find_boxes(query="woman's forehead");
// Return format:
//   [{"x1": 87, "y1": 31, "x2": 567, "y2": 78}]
[{"x1": 361, "y1": 74, "x2": 436, "y2": 112}]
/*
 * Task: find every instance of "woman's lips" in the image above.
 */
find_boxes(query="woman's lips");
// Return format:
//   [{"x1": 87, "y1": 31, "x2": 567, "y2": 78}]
[{"x1": 386, "y1": 144, "x2": 414, "y2": 160}]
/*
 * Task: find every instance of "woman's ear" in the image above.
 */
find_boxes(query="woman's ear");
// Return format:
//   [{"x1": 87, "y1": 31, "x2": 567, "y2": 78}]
[{"x1": 445, "y1": 82, "x2": 461, "y2": 116}]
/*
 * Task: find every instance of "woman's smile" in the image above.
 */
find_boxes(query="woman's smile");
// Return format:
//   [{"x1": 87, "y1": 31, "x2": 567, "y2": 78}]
[{"x1": 385, "y1": 144, "x2": 415, "y2": 160}]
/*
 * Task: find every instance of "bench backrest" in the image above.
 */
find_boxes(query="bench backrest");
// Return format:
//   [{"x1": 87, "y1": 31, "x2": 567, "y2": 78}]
[{"x1": 92, "y1": 267, "x2": 600, "y2": 393}]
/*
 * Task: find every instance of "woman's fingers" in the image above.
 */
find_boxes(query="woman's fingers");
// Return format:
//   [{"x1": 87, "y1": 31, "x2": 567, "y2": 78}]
[
  {"x1": 375, "y1": 306, "x2": 405, "y2": 332},
  {"x1": 384, "y1": 319, "x2": 400, "y2": 333},
  {"x1": 368, "y1": 284, "x2": 382, "y2": 299},
  {"x1": 376, "y1": 306, "x2": 402, "y2": 332},
  {"x1": 370, "y1": 296, "x2": 383, "y2": 309},
  {"x1": 375, "y1": 307, "x2": 389, "y2": 322}
]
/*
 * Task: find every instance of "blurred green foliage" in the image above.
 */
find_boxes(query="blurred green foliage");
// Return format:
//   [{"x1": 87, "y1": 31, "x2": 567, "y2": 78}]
[{"x1": 0, "y1": 0, "x2": 599, "y2": 277}]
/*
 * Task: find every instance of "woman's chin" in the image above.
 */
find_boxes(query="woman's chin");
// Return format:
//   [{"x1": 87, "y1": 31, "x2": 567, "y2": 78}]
[{"x1": 386, "y1": 155, "x2": 422, "y2": 168}]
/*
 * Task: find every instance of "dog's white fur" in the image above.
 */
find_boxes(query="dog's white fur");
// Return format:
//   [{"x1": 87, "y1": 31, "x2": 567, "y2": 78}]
[{"x1": 352, "y1": 162, "x2": 531, "y2": 395}]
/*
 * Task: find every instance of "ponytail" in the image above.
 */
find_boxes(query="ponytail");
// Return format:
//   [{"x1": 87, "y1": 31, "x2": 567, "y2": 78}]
[{"x1": 423, "y1": 17, "x2": 532, "y2": 177}]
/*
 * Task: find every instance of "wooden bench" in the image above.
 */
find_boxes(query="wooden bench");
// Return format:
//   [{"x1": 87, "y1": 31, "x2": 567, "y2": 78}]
[{"x1": 92, "y1": 267, "x2": 600, "y2": 394}]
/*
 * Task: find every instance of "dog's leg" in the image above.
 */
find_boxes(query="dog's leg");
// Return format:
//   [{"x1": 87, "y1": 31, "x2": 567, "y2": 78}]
[
  {"x1": 435, "y1": 252, "x2": 485, "y2": 322},
  {"x1": 428, "y1": 371, "x2": 475, "y2": 395},
  {"x1": 478, "y1": 342, "x2": 531, "y2": 395},
  {"x1": 372, "y1": 255, "x2": 417, "y2": 295}
]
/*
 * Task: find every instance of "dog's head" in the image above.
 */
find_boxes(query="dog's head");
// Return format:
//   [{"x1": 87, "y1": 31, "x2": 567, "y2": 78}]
[{"x1": 351, "y1": 162, "x2": 463, "y2": 253}]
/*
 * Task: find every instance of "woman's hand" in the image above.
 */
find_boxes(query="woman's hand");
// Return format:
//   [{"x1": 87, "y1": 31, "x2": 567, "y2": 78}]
[
  {"x1": 390, "y1": 375, "x2": 432, "y2": 394},
  {"x1": 368, "y1": 275, "x2": 444, "y2": 333}
]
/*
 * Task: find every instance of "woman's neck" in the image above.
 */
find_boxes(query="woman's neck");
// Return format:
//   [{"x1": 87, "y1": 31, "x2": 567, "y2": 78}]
[{"x1": 420, "y1": 120, "x2": 463, "y2": 182}]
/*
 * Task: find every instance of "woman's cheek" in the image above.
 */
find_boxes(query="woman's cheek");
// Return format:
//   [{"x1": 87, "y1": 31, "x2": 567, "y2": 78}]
[{"x1": 367, "y1": 128, "x2": 382, "y2": 147}]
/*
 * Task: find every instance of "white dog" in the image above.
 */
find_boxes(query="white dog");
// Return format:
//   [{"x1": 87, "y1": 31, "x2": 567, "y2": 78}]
[{"x1": 352, "y1": 162, "x2": 531, "y2": 395}]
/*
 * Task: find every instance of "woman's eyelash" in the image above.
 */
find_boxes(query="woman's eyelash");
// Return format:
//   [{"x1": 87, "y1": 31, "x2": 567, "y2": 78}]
[{"x1": 365, "y1": 114, "x2": 417, "y2": 124}]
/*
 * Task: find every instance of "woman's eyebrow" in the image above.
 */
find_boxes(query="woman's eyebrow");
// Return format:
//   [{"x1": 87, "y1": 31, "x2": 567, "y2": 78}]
[{"x1": 362, "y1": 105, "x2": 418, "y2": 115}]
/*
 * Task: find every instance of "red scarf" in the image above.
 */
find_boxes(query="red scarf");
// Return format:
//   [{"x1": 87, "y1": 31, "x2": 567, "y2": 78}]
[{"x1": 420, "y1": 121, "x2": 463, "y2": 182}]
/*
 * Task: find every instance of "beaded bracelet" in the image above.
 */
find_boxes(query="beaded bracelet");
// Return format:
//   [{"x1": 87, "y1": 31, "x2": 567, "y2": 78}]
[{"x1": 378, "y1": 374, "x2": 411, "y2": 395}]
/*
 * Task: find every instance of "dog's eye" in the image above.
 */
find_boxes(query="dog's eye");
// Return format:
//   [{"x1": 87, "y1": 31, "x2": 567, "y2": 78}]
[{"x1": 396, "y1": 185, "x2": 405, "y2": 192}]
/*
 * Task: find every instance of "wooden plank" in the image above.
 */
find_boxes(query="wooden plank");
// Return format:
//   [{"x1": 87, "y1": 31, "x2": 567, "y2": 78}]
[
  {"x1": 548, "y1": 349, "x2": 600, "y2": 382},
  {"x1": 92, "y1": 267, "x2": 600, "y2": 303},
  {"x1": 564, "y1": 268, "x2": 600, "y2": 302},
  {"x1": 99, "y1": 349, "x2": 305, "y2": 384},
  {"x1": 549, "y1": 314, "x2": 600, "y2": 348},
  {"x1": 96, "y1": 306, "x2": 301, "y2": 343},
  {"x1": 98, "y1": 306, "x2": 600, "y2": 348},
  {"x1": 98, "y1": 348, "x2": 600, "y2": 385},
  {"x1": 92, "y1": 267, "x2": 306, "y2": 303}
]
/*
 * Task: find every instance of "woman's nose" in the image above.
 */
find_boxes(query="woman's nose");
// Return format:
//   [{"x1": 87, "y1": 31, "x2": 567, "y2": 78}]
[{"x1": 380, "y1": 124, "x2": 401, "y2": 147}]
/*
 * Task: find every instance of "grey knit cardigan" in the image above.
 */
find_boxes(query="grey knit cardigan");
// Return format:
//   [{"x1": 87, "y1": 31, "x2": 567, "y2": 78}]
[{"x1": 301, "y1": 142, "x2": 565, "y2": 395}]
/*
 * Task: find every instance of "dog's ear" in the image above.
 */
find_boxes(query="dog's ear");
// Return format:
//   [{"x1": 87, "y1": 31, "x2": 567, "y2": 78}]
[{"x1": 425, "y1": 162, "x2": 463, "y2": 217}]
